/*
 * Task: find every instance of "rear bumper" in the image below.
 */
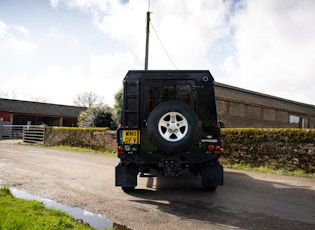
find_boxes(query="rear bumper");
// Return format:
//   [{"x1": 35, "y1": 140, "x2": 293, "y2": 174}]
[
  {"x1": 115, "y1": 154, "x2": 223, "y2": 187},
  {"x1": 118, "y1": 152, "x2": 220, "y2": 165}
]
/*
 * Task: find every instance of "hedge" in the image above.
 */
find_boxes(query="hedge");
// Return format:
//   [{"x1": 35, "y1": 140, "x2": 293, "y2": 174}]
[
  {"x1": 220, "y1": 128, "x2": 315, "y2": 173},
  {"x1": 44, "y1": 127, "x2": 116, "y2": 152},
  {"x1": 44, "y1": 127, "x2": 315, "y2": 173}
]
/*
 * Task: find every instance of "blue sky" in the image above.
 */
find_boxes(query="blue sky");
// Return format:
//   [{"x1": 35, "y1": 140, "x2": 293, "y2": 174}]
[{"x1": 1, "y1": 0, "x2": 314, "y2": 106}]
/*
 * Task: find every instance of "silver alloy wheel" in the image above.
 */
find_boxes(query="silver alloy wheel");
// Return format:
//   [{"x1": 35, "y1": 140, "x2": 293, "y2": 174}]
[{"x1": 158, "y1": 111, "x2": 188, "y2": 142}]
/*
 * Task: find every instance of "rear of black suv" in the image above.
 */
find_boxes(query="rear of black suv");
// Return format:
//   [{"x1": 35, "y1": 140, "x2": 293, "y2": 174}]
[{"x1": 115, "y1": 70, "x2": 223, "y2": 191}]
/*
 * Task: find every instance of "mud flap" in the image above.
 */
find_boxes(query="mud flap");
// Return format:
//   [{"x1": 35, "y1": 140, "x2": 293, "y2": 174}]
[
  {"x1": 201, "y1": 162, "x2": 223, "y2": 187},
  {"x1": 115, "y1": 163, "x2": 138, "y2": 187}
]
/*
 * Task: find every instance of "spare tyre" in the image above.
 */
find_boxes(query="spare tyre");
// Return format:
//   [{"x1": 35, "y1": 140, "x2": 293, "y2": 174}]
[{"x1": 147, "y1": 100, "x2": 199, "y2": 153}]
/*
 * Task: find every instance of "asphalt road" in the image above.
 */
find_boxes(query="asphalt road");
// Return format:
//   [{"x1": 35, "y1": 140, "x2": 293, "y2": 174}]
[{"x1": 1, "y1": 140, "x2": 315, "y2": 230}]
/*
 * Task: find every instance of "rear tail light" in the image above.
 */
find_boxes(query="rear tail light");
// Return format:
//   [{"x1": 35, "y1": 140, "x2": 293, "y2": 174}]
[
  {"x1": 207, "y1": 145, "x2": 215, "y2": 151},
  {"x1": 208, "y1": 144, "x2": 221, "y2": 155},
  {"x1": 214, "y1": 145, "x2": 221, "y2": 155}
]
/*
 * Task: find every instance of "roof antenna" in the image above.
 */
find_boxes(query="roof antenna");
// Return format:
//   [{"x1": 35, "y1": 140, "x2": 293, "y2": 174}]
[{"x1": 144, "y1": 0, "x2": 151, "y2": 70}]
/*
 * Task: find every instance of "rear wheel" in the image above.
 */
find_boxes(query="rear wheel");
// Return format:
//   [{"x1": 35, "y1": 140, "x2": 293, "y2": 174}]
[{"x1": 147, "y1": 101, "x2": 199, "y2": 153}]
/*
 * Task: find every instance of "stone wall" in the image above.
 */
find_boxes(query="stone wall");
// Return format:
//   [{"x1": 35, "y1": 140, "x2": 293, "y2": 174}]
[
  {"x1": 220, "y1": 128, "x2": 315, "y2": 173},
  {"x1": 44, "y1": 127, "x2": 117, "y2": 152},
  {"x1": 44, "y1": 127, "x2": 315, "y2": 173}
]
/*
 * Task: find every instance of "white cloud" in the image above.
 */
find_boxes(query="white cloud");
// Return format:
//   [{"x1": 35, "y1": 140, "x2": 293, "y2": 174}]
[
  {"x1": 0, "y1": 52, "x2": 138, "y2": 106},
  {"x1": 50, "y1": 0, "x2": 112, "y2": 14},
  {"x1": 0, "y1": 66, "x2": 86, "y2": 105},
  {"x1": 88, "y1": 52, "x2": 139, "y2": 105},
  {"x1": 50, "y1": 0, "x2": 59, "y2": 8},
  {"x1": 0, "y1": 20, "x2": 37, "y2": 53},
  {"x1": 0, "y1": 20, "x2": 8, "y2": 38},
  {"x1": 4, "y1": 37, "x2": 37, "y2": 53},
  {"x1": 220, "y1": 0, "x2": 315, "y2": 104},
  {"x1": 96, "y1": 0, "x2": 231, "y2": 69},
  {"x1": 50, "y1": 0, "x2": 231, "y2": 69},
  {"x1": 95, "y1": 1, "x2": 145, "y2": 43},
  {"x1": 46, "y1": 27, "x2": 64, "y2": 38},
  {"x1": 13, "y1": 25, "x2": 30, "y2": 37},
  {"x1": 2, "y1": 0, "x2": 314, "y2": 107}
]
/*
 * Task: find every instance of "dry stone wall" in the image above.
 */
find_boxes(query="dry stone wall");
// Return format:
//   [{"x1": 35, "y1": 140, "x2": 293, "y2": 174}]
[
  {"x1": 44, "y1": 127, "x2": 315, "y2": 173},
  {"x1": 44, "y1": 127, "x2": 117, "y2": 152},
  {"x1": 220, "y1": 128, "x2": 315, "y2": 173}
]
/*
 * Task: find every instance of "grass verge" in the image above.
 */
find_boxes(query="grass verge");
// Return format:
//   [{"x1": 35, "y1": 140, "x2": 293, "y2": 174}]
[
  {"x1": 51, "y1": 145, "x2": 116, "y2": 155},
  {"x1": 19, "y1": 141, "x2": 116, "y2": 155},
  {"x1": 0, "y1": 186, "x2": 96, "y2": 230},
  {"x1": 36, "y1": 144, "x2": 116, "y2": 155},
  {"x1": 223, "y1": 163, "x2": 315, "y2": 178}
]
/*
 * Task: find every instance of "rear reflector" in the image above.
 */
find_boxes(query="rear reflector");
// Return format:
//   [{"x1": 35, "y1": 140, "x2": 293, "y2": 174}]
[
  {"x1": 213, "y1": 145, "x2": 221, "y2": 155},
  {"x1": 214, "y1": 145, "x2": 221, "y2": 155},
  {"x1": 118, "y1": 145, "x2": 124, "y2": 154}
]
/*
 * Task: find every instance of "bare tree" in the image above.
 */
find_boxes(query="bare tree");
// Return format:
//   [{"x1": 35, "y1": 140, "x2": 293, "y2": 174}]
[
  {"x1": 73, "y1": 92, "x2": 100, "y2": 107},
  {"x1": 31, "y1": 96, "x2": 48, "y2": 103}
]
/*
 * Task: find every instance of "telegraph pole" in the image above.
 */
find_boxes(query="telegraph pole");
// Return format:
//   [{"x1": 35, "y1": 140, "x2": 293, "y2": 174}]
[{"x1": 144, "y1": 11, "x2": 151, "y2": 70}]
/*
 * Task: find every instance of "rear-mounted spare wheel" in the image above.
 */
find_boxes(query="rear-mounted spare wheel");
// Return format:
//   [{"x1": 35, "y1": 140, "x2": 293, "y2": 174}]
[{"x1": 147, "y1": 100, "x2": 199, "y2": 153}]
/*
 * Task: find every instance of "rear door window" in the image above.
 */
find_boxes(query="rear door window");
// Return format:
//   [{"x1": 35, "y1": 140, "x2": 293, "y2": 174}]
[{"x1": 145, "y1": 83, "x2": 192, "y2": 112}]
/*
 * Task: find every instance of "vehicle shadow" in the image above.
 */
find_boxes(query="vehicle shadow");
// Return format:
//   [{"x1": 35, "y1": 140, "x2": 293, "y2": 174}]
[{"x1": 126, "y1": 170, "x2": 315, "y2": 230}]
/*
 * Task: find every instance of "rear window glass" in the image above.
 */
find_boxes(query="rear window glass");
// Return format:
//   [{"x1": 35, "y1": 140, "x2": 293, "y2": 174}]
[{"x1": 146, "y1": 84, "x2": 192, "y2": 112}]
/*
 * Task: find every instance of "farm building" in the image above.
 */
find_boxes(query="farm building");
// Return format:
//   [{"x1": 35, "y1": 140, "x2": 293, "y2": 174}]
[
  {"x1": 0, "y1": 82, "x2": 314, "y2": 128},
  {"x1": 0, "y1": 98, "x2": 85, "y2": 127},
  {"x1": 215, "y1": 83, "x2": 315, "y2": 128}
]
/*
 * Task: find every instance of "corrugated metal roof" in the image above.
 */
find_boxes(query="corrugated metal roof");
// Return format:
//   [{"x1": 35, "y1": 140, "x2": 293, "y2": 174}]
[
  {"x1": 214, "y1": 82, "x2": 315, "y2": 116},
  {"x1": 0, "y1": 98, "x2": 85, "y2": 118},
  {"x1": 1, "y1": 82, "x2": 314, "y2": 118}
]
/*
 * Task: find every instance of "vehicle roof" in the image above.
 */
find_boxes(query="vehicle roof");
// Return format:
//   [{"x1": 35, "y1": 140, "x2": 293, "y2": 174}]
[{"x1": 124, "y1": 70, "x2": 214, "y2": 83}]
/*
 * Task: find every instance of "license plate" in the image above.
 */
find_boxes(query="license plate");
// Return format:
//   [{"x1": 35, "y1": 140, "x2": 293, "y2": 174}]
[{"x1": 122, "y1": 130, "x2": 140, "y2": 144}]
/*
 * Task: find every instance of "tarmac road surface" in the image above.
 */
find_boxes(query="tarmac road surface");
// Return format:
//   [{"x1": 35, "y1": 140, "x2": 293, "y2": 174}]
[{"x1": 1, "y1": 139, "x2": 315, "y2": 230}]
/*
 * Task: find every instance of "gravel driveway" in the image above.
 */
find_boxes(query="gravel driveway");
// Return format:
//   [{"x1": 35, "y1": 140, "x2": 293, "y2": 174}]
[{"x1": 1, "y1": 140, "x2": 315, "y2": 230}]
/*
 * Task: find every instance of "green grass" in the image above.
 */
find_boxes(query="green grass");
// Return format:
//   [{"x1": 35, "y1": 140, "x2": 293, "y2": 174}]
[
  {"x1": 20, "y1": 141, "x2": 116, "y2": 155},
  {"x1": 51, "y1": 145, "x2": 314, "y2": 177},
  {"x1": 0, "y1": 186, "x2": 95, "y2": 230},
  {"x1": 223, "y1": 163, "x2": 315, "y2": 178},
  {"x1": 50, "y1": 145, "x2": 117, "y2": 155}
]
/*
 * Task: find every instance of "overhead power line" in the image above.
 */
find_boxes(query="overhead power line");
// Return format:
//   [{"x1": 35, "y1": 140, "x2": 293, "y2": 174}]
[
  {"x1": 145, "y1": 0, "x2": 177, "y2": 69},
  {"x1": 150, "y1": 22, "x2": 178, "y2": 70}
]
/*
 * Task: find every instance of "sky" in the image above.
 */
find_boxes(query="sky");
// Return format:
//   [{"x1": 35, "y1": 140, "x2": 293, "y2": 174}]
[{"x1": 0, "y1": 0, "x2": 314, "y2": 106}]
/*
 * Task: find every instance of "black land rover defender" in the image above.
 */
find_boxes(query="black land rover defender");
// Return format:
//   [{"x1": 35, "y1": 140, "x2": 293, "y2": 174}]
[{"x1": 115, "y1": 70, "x2": 223, "y2": 191}]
